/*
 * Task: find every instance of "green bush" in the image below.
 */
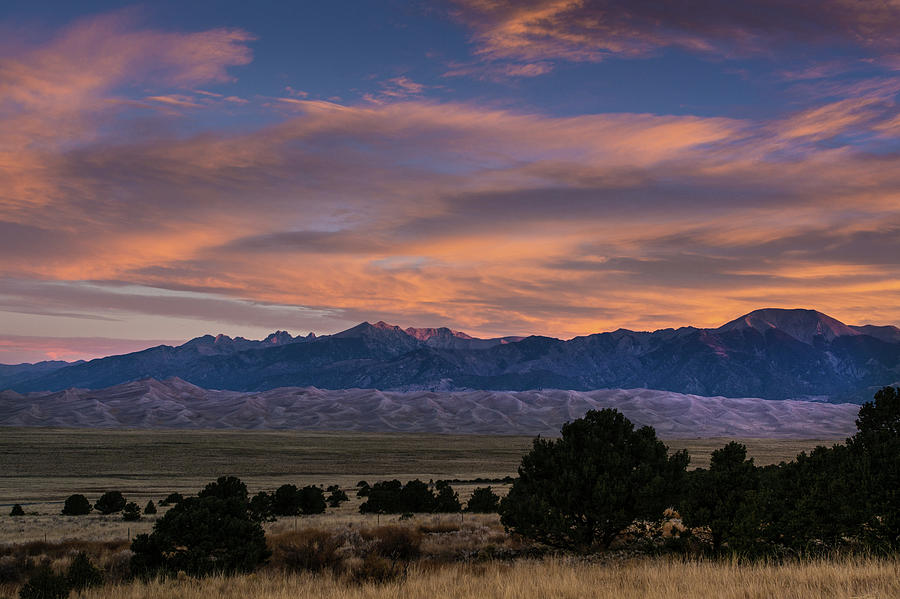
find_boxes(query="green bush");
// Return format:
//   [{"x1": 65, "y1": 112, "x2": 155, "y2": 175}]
[
  {"x1": 466, "y1": 487, "x2": 500, "y2": 513},
  {"x1": 18, "y1": 567, "x2": 69, "y2": 599},
  {"x1": 94, "y1": 491, "x2": 126, "y2": 515},
  {"x1": 65, "y1": 552, "x2": 103, "y2": 591},
  {"x1": 159, "y1": 492, "x2": 183, "y2": 506},
  {"x1": 500, "y1": 408, "x2": 689, "y2": 551},
  {"x1": 122, "y1": 502, "x2": 142, "y2": 521},
  {"x1": 198, "y1": 476, "x2": 247, "y2": 503},
  {"x1": 327, "y1": 489, "x2": 349, "y2": 508},
  {"x1": 249, "y1": 491, "x2": 275, "y2": 522},
  {"x1": 433, "y1": 481, "x2": 461, "y2": 513},
  {"x1": 9, "y1": 504, "x2": 24, "y2": 517},
  {"x1": 62, "y1": 494, "x2": 92, "y2": 516},
  {"x1": 299, "y1": 486, "x2": 326, "y2": 515},
  {"x1": 131, "y1": 477, "x2": 269, "y2": 577},
  {"x1": 144, "y1": 500, "x2": 157, "y2": 515}
]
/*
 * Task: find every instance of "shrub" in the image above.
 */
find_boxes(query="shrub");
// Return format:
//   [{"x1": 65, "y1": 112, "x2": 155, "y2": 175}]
[
  {"x1": 65, "y1": 552, "x2": 103, "y2": 591},
  {"x1": 249, "y1": 491, "x2": 275, "y2": 522},
  {"x1": 500, "y1": 408, "x2": 689, "y2": 551},
  {"x1": 122, "y1": 502, "x2": 141, "y2": 521},
  {"x1": 433, "y1": 480, "x2": 461, "y2": 513},
  {"x1": 275, "y1": 530, "x2": 342, "y2": 572},
  {"x1": 94, "y1": 491, "x2": 126, "y2": 515},
  {"x1": 131, "y1": 477, "x2": 269, "y2": 577},
  {"x1": 359, "y1": 479, "x2": 440, "y2": 514},
  {"x1": 272, "y1": 484, "x2": 303, "y2": 516},
  {"x1": 159, "y1": 492, "x2": 183, "y2": 506},
  {"x1": 143, "y1": 500, "x2": 157, "y2": 515},
  {"x1": 9, "y1": 504, "x2": 24, "y2": 517},
  {"x1": 198, "y1": 476, "x2": 248, "y2": 503},
  {"x1": 368, "y1": 526, "x2": 422, "y2": 560},
  {"x1": 0, "y1": 555, "x2": 26, "y2": 584},
  {"x1": 466, "y1": 487, "x2": 500, "y2": 513},
  {"x1": 62, "y1": 494, "x2": 92, "y2": 516},
  {"x1": 18, "y1": 567, "x2": 69, "y2": 599},
  {"x1": 299, "y1": 486, "x2": 327, "y2": 515},
  {"x1": 347, "y1": 554, "x2": 405, "y2": 585},
  {"x1": 327, "y1": 489, "x2": 349, "y2": 508},
  {"x1": 680, "y1": 442, "x2": 759, "y2": 552}
]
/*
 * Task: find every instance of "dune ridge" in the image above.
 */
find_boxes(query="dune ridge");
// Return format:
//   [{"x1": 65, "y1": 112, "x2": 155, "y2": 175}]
[{"x1": 0, "y1": 378, "x2": 860, "y2": 438}]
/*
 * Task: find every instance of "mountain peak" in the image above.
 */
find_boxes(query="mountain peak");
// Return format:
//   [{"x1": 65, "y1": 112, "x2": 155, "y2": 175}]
[
  {"x1": 263, "y1": 330, "x2": 294, "y2": 345},
  {"x1": 716, "y1": 308, "x2": 859, "y2": 344},
  {"x1": 405, "y1": 326, "x2": 474, "y2": 341}
]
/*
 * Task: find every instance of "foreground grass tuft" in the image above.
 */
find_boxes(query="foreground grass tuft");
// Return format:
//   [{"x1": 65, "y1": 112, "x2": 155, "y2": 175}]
[{"x1": 67, "y1": 557, "x2": 900, "y2": 599}]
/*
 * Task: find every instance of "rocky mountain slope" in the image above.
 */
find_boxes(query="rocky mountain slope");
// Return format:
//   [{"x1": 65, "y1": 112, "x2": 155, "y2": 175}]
[
  {"x1": 3, "y1": 308, "x2": 899, "y2": 402},
  {"x1": 0, "y1": 378, "x2": 860, "y2": 438}
]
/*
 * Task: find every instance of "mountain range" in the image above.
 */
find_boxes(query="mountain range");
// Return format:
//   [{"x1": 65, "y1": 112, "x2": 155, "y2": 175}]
[{"x1": 2, "y1": 308, "x2": 899, "y2": 403}]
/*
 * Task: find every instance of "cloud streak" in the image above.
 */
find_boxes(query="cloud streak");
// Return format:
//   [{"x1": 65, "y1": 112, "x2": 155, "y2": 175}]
[{"x1": 1, "y1": 10, "x2": 900, "y2": 361}]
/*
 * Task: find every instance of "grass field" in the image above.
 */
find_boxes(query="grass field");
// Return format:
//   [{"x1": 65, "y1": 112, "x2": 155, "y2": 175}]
[
  {"x1": 0, "y1": 428, "x2": 833, "y2": 503},
  {"x1": 75, "y1": 558, "x2": 900, "y2": 599},
  {"x1": 0, "y1": 427, "x2": 835, "y2": 544},
  {"x1": 0, "y1": 427, "x2": 880, "y2": 598}
]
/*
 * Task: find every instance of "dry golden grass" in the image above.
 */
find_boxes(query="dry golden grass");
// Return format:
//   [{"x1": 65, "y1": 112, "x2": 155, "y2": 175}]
[{"x1": 64, "y1": 557, "x2": 900, "y2": 599}]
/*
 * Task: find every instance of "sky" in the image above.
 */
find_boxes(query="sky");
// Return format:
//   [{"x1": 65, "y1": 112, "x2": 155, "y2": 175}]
[{"x1": 1, "y1": 0, "x2": 900, "y2": 363}]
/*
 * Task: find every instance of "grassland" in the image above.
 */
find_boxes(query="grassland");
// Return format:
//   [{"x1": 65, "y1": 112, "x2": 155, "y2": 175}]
[
  {"x1": 0, "y1": 427, "x2": 884, "y2": 598},
  {"x1": 77, "y1": 558, "x2": 900, "y2": 599},
  {"x1": 0, "y1": 427, "x2": 833, "y2": 544}
]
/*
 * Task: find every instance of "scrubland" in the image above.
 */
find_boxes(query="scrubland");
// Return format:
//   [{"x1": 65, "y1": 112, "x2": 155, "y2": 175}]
[{"x1": 0, "y1": 428, "x2": 862, "y2": 598}]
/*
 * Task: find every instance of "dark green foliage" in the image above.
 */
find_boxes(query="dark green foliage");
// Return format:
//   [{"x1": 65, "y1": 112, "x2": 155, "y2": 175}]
[
  {"x1": 94, "y1": 491, "x2": 126, "y2": 515},
  {"x1": 198, "y1": 476, "x2": 248, "y2": 503},
  {"x1": 249, "y1": 491, "x2": 275, "y2": 522},
  {"x1": 143, "y1": 500, "x2": 157, "y2": 515},
  {"x1": 466, "y1": 487, "x2": 500, "y2": 513},
  {"x1": 130, "y1": 478, "x2": 269, "y2": 577},
  {"x1": 327, "y1": 489, "x2": 349, "y2": 508},
  {"x1": 681, "y1": 387, "x2": 900, "y2": 556},
  {"x1": 18, "y1": 567, "x2": 69, "y2": 599},
  {"x1": 360, "y1": 480, "x2": 402, "y2": 514},
  {"x1": 10, "y1": 504, "x2": 24, "y2": 517},
  {"x1": 61, "y1": 494, "x2": 92, "y2": 516},
  {"x1": 847, "y1": 386, "x2": 900, "y2": 550},
  {"x1": 433, "y1": 480, "x2": 461, "y2": 513},
  {"x1": 326, "y1": 484, "x2": 340, "y2": 492},
  {"x1": 400, "y1": 479, "x2": 436, "y2": 513},
  {"x1": 272, "y1": 484, "x2": 303, "y2": 517},
  {"x1": 356, "y1": 482, "x2": 371, "y2": 497},
  {"x1": 159, "y1": 492, "x2": 183, "y2": 506},
  {"x1": 499, "y1": 408, "x2": 689, "y2": 551},
  {"x1": 299, "y1": 485, "x2": 326, "y2": 515},
  {"x1": 681, "y1": 442, "x2": 758, "y2": 552},
  {"x1": 122, "y1": 502, "x2": 141, "y2": 521},
  {"x1": 65, "y1": 551, "x2": 103, "y2": 591}
]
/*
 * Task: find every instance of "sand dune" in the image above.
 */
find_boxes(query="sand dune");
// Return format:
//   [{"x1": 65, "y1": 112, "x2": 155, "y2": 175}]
[{"x1": 0, "y1": 378, "x2": 861, "y2": 438}]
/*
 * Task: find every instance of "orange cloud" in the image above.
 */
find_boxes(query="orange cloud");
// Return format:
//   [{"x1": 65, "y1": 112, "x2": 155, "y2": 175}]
[
  {"x1": 449, "y1": 0, "x2": 900, "y2": 69},
  {"x1": 1, "y1": 11, "x2": 900, "y2": 351}
]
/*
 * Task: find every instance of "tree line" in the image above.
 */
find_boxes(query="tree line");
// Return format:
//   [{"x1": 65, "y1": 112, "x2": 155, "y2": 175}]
[{"x1": 500, "y1": 386, "x2": 900, "y2": 555}]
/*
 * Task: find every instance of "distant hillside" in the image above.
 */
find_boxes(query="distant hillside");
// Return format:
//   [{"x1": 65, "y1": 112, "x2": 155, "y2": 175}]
[
  {"x1": 3, "y1": 308, "x2": 899, "y2": 402},
  {"x1": 0, "y1": 378, "x2": 861, "y2": 438}
]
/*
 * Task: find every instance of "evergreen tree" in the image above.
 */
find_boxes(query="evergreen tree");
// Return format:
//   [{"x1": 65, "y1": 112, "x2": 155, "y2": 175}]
[
  {"x1": 122, "y1": 502, "x2": 142, "y2": 521},
  {"x1": 62, "y1": 494, "x2": 92, "y2": 516},
  {"x1": 681, "y1": 442, "x2": 758, "y2": 552},
  {"x1": 131, "y1": 477, "x2": 269, "y2": 577},
  {"x1": 466, "y1": 487, "x2": 501, "y2": 513},
  {"x1": 500, "y1": 409, "x2": 689, "y2": 551},
  {"x1": 94, "y1": 491, "x2": 126, "y2": 515}
]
